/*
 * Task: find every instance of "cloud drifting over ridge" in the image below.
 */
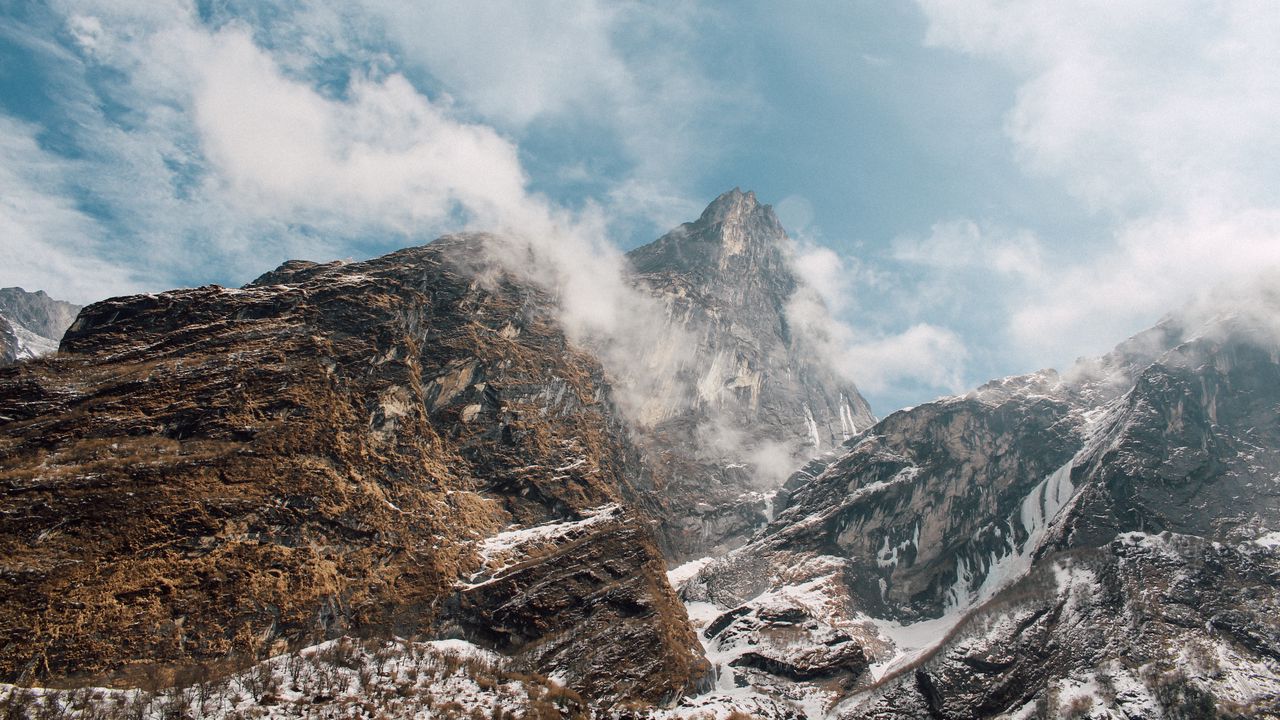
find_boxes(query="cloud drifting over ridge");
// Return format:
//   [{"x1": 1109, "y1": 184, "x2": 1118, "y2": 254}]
[{"x1": 4, "y1": 0, "x2": 748, "y2": 298}]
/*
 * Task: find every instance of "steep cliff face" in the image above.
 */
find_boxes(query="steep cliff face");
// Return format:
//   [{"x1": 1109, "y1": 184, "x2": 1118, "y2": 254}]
[
  {"x1": 678, "y1": 309, "x2": 1280, "y2": 716},
  {"x1": 0, "y1": 287, "x2": 81, "y2": 364},
  {"x1": 626, "y1": 189, "x2": 876, "y2": 560},
  {"x1": 0, "y1": 316, "x2": 19, "y2": 365},
  {"x1": 0, "y1": 236, "x2": 705, "y2": 703}
]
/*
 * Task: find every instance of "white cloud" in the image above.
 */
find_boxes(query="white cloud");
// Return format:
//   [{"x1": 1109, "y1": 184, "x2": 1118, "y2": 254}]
[
  {"x1": 785, "y1": 277, "x2": 968, "y2": 400},
  {"x1": 357, "y1": 0, "x2": 628, "y2": 128},
  {"x1": 18, "y1": 0, "x2": 574, "y2": 295},
  {"x1": 790, "y1": 240, "x2": 855, "y2": 312},
  {"x1": 840, "y1": 324, "x2": 969, "y2": 395},
  {"x1": 354, "y1": 0, "x2": 747, "y2": 225},
  {"x1": 916, "y1": 0, "x2": 1280, "y2": 367},
  {"x1": 1008, "y1": 206, "x2": 1280, "y2": 359},
  {"x1": 9, "y1": 0, "x2": 745, "y2": 302},
  {"x1": 920, "y1": 1, "x2": 1280, "y2": 213},
  {"x1": 0, "y1": 116, "x2": 143, "y2": 304},
  {"x1": 892, "y1": 219, "x2": 1044, "y2": 281},
  {"x1": 192, "y1": 30, "x2": 531, "y2": 233}
]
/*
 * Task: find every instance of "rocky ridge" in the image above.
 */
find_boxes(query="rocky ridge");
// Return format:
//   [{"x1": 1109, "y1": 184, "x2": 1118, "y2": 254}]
[
  {"x1": 3, "y1": 189, "x2": 1278, "y2": 719},
  {"x1": 0, "y1": 190, "x2": 877, "y2": 711}
]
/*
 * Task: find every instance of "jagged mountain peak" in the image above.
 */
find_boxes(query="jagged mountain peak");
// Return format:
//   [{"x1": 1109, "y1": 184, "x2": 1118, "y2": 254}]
[
  {"x1": 627, "y1": 188, "x2": 792, "y2": 291},
  {"x1": 697, "y1": 186, "x2": 770, "y2": 225}
]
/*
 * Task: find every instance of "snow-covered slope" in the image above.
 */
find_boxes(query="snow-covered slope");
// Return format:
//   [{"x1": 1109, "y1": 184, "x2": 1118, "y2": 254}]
[
  {"x1": 675, "y1": 308, "x2": 1280, "y2": 717},
  {"x1": 0, "y1": 637, "x2": 588, "y2": 719}
]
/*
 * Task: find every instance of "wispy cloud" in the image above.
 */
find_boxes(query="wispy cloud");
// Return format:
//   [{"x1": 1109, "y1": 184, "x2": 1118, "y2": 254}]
[
  {"x1": 915, "y1": 0, "x2": 1280, "y2": 368},
  {"x1": 0, "y1": 116, "x2": 142, "y2": 303},
  {"x1": 2, "y1": 0, "x2": 752, "y2": 300},
  {"x1": 352, "y1": 0, "x2": 750, "y2": 233},
  {"x1": 786, "y1": 237, "x2": 969, "y2": 400}
]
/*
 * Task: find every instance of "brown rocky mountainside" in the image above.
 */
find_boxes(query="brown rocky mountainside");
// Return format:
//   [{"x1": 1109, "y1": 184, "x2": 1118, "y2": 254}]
[{"x1": 0, "y1": 235, "x2": 706, "y2": 703}]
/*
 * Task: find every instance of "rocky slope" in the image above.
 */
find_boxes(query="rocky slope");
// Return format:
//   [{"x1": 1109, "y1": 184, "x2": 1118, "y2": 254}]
[
  {"x1": 0, "y1": 236, "x2": 705, "y2": 705},
  {"x1": 626, "y1": 189, "x2": 875, "y2": 560},
  {"x1": 678, "y1": 308, "x2": 1280, "y2": 717},
  {"x1": 0, "y1": 287, "x2": 81, "y2": 364},
  {"x1": 0, "y1": 188, "x2": 875, "y2": 714}
]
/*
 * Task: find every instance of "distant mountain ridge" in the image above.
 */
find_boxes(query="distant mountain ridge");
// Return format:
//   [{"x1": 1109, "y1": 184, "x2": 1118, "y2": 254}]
[{"x1": 0, "y1": 287, "x2": 80, "y2": 364}]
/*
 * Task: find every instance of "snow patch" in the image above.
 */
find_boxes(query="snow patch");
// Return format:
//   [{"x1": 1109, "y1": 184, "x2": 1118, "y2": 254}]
[
  {"x1": 667, "y1": 556, "x2": 714, "y2": 591},
  {"x1": 1254, "y1": 530, "x2": 1280, "y2": 548},
  {"x1": 866, "y1": 612, "x2": 964, "y2": 682},
  {"x1": 866, "y1": 460, "x2": 1080, "y2": 680},
  {"x1": 838, "y1": 394, "x2": 858, "y2": 440},
  {"x1": 804, "y1": 404, "x2": 821, "y2": 452},
  {"x1": 875, "y1": 521, "x2": 919, "y2": 569},
  {"x1": 0, "y1": 636, "x2": 577, "y2": 720},
  {"x1": 460, "y1": 503, "x2": 621, "y2": 587}
]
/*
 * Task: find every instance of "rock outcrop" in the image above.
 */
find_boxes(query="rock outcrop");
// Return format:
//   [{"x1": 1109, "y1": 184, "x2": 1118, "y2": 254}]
[
  {"x1": 0, "y1": 188, "x2": 875, "y2": 710},
  {"x1": 5, "y1": 187, "x2": 1276, "y2": 718}
]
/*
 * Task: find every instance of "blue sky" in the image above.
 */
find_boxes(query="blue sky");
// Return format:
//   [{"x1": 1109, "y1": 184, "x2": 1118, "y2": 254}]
[{"x1": 2, "y1": 1, "x2": 1279, "y2": 414}]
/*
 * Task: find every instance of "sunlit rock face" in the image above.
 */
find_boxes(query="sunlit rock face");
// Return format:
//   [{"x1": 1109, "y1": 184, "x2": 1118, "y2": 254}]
[
  {"x1": 0, "y1": 236, "x2": 707, "y2": 705},
  {"x1": 679, "y1": 310, "x2": 1280, "y2": 717},
  {"x1": 626, "y1": 188, "x2": 876, "y2": 561},
  {"x1": 4, "y1": 186, "x2": 1276, "y2": 718}
]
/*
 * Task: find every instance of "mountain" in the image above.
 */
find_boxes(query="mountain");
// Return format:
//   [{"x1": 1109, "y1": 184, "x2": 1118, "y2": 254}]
[
  {"x1": 677, "y1": 307, "x2": 1280, "y2": 717},
  {"x1": 3, "y1": 189, "x2": 1277, "y2": 718},
  {"x1": 625, "y1": 188, "x2": 875, "y2": 560},
  {"x1": 0, "y1": 190, "x2": 873, "y2": 709},
  {"x1": 0, "y1": 236, "x2": 706, "y2": 704},
  {"x1": 0, "y1": 287, "x2": 81, "y2": 364}
]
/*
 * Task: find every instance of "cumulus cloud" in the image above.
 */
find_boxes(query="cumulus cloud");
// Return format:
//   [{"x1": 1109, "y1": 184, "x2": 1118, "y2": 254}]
[
  {"x1": 782, "y1": 229, "x2": 970, "y2": 403},
  {"x1": 193, "y1": 32, "x2": 531, "y2": 232},
  {"x1": 891, "y1": 219, "x2": 1044, "y2": 281},
  {"x1": 790, "y1": 241, "x2": 855, "y2": 312},
  {"x1": 916, "y1": 0, "x2": 1280, "y2": 368},
  {"x1": 0, "y1": 0, "x2": 747, "y2": 301},
  {"x1": 52, "y1": 1, "x2": 715, "y2": 435},
  {"x1": 839, "y1": 324, "x2": 969, "y2": 395}
]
